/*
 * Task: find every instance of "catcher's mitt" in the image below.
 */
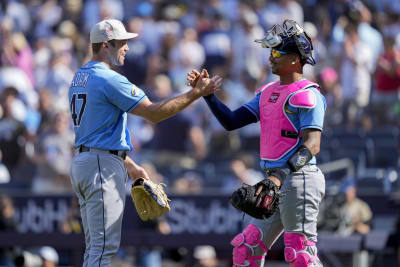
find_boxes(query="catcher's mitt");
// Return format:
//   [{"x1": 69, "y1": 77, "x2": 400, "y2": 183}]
[
  {"x1": 131, "y1": 178, "x2": 171, "y2": 221},
  {"x1": 230, "y1": 179, "x2": 280, "y2": 220}
]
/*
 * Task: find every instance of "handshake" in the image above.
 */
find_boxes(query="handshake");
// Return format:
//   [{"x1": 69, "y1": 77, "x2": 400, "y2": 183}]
[{"x1": 186, "y1": 69, "x2": 223, "y2": 97}]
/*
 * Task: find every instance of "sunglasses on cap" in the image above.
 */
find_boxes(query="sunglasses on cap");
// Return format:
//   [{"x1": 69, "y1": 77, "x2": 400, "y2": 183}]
[{"x1": 271, "y1": 49, "x2": 290, "y2": 58}]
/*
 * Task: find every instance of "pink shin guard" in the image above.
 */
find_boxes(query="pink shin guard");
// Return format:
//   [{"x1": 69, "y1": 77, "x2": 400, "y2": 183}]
[
  {"x1": 284, "y1": 233, "x2": 317, "y2": 267},
  {"x1": 231, "y1": 224, "x2": 268, "y2": 267}
]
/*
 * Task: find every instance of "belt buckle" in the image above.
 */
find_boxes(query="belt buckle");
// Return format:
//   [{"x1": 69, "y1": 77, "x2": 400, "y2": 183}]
[{"x1": 112, "y1": 150, "x2": 126, "y2": 160}]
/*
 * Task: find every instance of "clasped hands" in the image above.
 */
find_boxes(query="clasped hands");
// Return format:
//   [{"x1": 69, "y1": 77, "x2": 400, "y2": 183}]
[{"x1": 187, "y1": 69, "x2": 223, "y2": 96}]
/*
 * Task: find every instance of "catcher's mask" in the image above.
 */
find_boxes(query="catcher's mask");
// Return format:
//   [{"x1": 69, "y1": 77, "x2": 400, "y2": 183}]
[{"x1": 255, "y1": 20, "x2": 315, "y2": 65}]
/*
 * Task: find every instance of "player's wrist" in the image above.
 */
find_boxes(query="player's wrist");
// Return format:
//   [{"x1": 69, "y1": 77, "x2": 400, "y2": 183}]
[
  {"x1": 203, "y1": 93, "x2": 215, "y2": 100},
  {"x1": 267, "y1": 167, "x2": 291, "y2": 185},
  {"x1": 189, "y1": 86, "x2": 203, "y2": 98},
  {"x1": 267, "y1": 176, "x2": 282, "y2": 188}
]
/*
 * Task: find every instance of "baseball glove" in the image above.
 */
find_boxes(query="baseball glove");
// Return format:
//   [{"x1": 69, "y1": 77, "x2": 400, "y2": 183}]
[
  {"x1": 230, "y1": 179, "x2": 280, "y2": 220},
  {"x1": 131, "y1": 178, "x2": 171, "y2": 221}
]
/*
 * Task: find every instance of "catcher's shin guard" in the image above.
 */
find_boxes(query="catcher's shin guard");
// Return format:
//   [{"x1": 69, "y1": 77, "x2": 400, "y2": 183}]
[
  {"x1": 284, "y1": 233, "x2": 318, "y2": 267},
  {"x1": 231, "y1": 224, "x2": 268, "y2": 267}
]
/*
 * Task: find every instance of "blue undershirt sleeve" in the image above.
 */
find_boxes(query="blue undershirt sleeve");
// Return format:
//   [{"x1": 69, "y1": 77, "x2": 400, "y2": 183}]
[{"x1": 203, "y1": 94, "x2": 258, "y2": 131}]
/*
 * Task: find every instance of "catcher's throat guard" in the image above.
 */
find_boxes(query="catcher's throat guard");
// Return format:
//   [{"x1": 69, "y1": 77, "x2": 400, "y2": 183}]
[
  {"x1": 131, "y1": 178, "x2": 171, "y2": 221},
  {"x1": 230, "y1": 179, "x2": 280, "y2": 220}
]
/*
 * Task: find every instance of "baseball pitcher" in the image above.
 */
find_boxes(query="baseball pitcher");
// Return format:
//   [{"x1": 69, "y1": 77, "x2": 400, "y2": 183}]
[{"x1": 69, "y1": 19, "x2": 222, "y2": 267}]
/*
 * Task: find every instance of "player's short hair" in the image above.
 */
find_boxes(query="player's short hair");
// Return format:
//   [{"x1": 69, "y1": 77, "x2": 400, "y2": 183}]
[{"x1": 91, "y1": 40, "x2": 116, "y2": 54}]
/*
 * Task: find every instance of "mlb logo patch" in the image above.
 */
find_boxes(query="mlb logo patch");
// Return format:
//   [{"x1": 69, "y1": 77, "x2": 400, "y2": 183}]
[
  {"x1": 105, "y1": 26, "x2": 113, "y2": 39},
  {"x1": 269, "y1": 93, "x2": 280, "y2": 103}
]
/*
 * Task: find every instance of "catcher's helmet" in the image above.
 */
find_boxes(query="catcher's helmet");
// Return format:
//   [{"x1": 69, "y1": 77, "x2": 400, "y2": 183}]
[{"x1": 255, "y1": 20, "x2": 315, "y2": 65}]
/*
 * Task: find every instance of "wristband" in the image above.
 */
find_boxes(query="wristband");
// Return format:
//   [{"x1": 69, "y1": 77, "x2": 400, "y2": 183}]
[
  {"x1": 287, "y1": 145, "x2": 313, "y2": 172},
  {"x1": 266, "y1": 167, "x2": 291, "y2": 184}
]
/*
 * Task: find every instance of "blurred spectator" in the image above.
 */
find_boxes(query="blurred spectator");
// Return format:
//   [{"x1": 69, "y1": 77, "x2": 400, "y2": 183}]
[
  {"x1": 135, "y1": 161, "x2": 171, "y2": 267},
  {"x1": 337, "y1": 181, "x2": 373, "y2": 236},
  {"x1": 145, "y1": 74, "x2": 207, "y2": 164},
  {"x1": 126, "y1": 161, "x2": 166, "y2": 193},
  {"x1": 38, "y1": 246, "x2": 59, "y2": 267},
  {"x1": 172, "y1": 171, "x2": 203, "y2": 195},
  {"x1": 317, "y1": 190, "x2": 347, "y2": 232},
  {"x1": 122, "y1": 17, "x2": 151, "y2": 87},
  {"x1": 44, "y1": 37, "x2": 75, "y2": 108},
  {"x1": 386, "y1": 215, "x2": 400, "y2": 267},
  {"x1": 59, "y1": 197, "x2": 82, "y2": 234},
  {"x1": 0, "y1": 195, "x2": 17, "y2": 266},
  {"x1": 0, "y1": 87, "x2": 27, "y2": 177},
  {"x1": 373, "y1": 36, "x2": 400, "y2": 124},
  {"x1": 0, "y1": 150, "x2": 11, "y2": 184},
  {"x1": 205, "y1": 89, "x2": 241, "y2": 158},
  {"x1": 318, "y1": 67, "x2": 343, "y2": 126},
  {"x1": 31, "y1": 111, "x2": 73, "y2": 193},
  {"x1": 221, "y1": 153, "x2": 264, "y2": 194},
  {"x1": 231, "y1": 5, "x2": 265, "y2": 79},
  {"x1": 340, "y1": 22, "x2": 373, "y2": 127},
  {"x1": 14, "y1": 250, "x2": 42, "y2": 267},
  {"x1": 193, "y1": 245, "x2": 223, "y2": 267},
  {"x1": 0, "y1": 67, "x2": 38, "y2": 110},
  {"x1": 1, "y1": 32, "x2": 35, "y2": 86},
  {"x1": 200, "y1": 12, "x2": 231, "y2": 72},
  {"x1": 302, "y1": 21, "x2": 328, "y2": 80},
  {"x1": 33, "y1": 0, "x2": 63, "y2": 40},
  {"x1": 169, "y1": 27, "x2": 205, "y2": 90},
  {"x1": 357, "y1": 2, "x2": 383, "y2": 71},
  {"x1": 259, "y1": 0, "x2": 304, "y2": 30},
  {"x1": 36, "y1": 89, "x2": 56, "y2": 135}
]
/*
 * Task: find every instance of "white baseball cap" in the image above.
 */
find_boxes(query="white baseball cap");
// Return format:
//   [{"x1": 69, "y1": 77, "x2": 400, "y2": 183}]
[
  {"x1": 193, "y1": 245, "x2": 216, "y2": 260},
  {"x1": 90, "y1": 19, "x2": 138, "y2": 43},
  {"x1": 38, "y1": 246, "x2": 59, "y2": 263}
]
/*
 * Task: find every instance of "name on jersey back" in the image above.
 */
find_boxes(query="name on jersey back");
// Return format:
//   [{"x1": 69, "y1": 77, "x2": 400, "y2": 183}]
[{"x1": 71, "y1": 72, "x2": 90, "y2": 88}]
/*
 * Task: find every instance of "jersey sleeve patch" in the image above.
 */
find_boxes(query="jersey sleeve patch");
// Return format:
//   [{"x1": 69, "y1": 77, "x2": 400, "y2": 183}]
[{"x1": 289, "y1": 89, "x2": 316, "y2": 109}]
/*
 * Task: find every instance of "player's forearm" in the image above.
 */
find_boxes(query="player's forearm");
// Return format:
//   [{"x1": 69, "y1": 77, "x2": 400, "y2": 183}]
[
  {"x1": 147, "y1": 90, "x2": 200, "y2": 123},
  {"x1": 302, "y1": 129, "x2": 321, "y2": 156},
  {"x1": 268, "y1": 130, "x2": 322, "y2": 185},
  {"x1": 125, "y1": 156, "x2": 149, "y2": 180},
  {"x1": 203, "y1": 94, "x2": 257, "y2": 130}
]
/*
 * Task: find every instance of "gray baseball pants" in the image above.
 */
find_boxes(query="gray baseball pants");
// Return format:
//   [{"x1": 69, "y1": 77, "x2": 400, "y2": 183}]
[
  {"x1": 250, "y1": 164, "x2": 326, "y2": 266},
  {"x1": 70, "y1": 148, "x2": 128, "y2": 267}
]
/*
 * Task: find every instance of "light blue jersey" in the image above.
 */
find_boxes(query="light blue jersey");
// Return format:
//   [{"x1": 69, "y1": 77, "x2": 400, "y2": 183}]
[
  {"x1": 244, "y1": 86, "x2": 326, "y2": 170},
  {"x1": 68, "y1": 61, "x2": 146, "y2": 151}
]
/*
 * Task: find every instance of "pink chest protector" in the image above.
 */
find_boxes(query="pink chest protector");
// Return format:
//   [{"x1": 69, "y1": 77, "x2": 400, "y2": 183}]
[{"x1": 257, "y1": 80, "x2": 319, "y2": 161}]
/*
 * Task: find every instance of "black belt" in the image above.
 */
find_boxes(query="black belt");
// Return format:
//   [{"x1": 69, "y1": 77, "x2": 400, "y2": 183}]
[{"x1": 79, "y1": 145, "x2": 126, "y2": 160}]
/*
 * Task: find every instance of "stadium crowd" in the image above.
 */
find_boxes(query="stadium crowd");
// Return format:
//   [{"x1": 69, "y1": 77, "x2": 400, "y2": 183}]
[
  {"x1": 0, "y1": 0, "x2": 399, "y2": 192},
  {"x1": 0, "y1": 0, "x2": 400, "y2": 266}
]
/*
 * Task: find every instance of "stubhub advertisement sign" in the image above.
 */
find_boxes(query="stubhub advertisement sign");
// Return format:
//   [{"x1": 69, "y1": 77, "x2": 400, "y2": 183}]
[{"x1": 9, "y1": 194, "x2": 248, "y2": 234}]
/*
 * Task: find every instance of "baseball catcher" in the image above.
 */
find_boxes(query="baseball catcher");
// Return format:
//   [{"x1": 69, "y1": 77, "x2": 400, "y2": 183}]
[
  {"x1": 131, "y1": 177, "x2": 171, "y2": 221},
  {"x1": 188, "y1": 19, "x2": 326, "y2": 267}
]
